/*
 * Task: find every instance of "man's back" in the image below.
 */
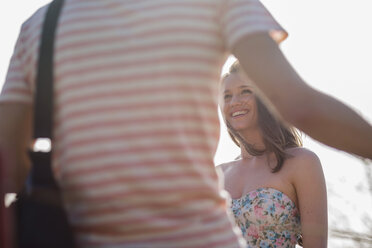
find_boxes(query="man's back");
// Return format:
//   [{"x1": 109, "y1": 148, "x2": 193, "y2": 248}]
[{"x1": 1, "y1": 0, "x2": 285, "y2": 246}]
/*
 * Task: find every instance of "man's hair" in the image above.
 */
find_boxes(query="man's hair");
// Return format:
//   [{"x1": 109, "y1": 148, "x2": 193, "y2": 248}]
[{"x1": 222, "y1": 61, "x2": 302, "y2": 172}]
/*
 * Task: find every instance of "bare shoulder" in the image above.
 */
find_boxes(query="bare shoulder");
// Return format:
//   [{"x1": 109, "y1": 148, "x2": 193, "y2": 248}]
[
  {"x1": 287, "y1": 147, "x2": 320, "y2": 163},
  {"x1": 216, "y1": 161, "x2": 236, "y2": 173},
  {"x1": 285, "y1": 147, "x2": 323, "y2": 177}
]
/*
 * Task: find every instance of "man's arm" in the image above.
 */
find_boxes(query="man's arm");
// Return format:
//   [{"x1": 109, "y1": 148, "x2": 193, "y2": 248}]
[
  {"x1": 0, "y1": 103, "x2": 32, "y2": 193},
  {"x1": 232, "y1": 32, "x2": 372, "y2": 159}
]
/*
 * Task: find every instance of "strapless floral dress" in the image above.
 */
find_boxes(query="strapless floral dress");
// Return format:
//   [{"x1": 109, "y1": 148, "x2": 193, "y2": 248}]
[{"x1": 231, "y1": 187, "x2": 301, "y2": 248}]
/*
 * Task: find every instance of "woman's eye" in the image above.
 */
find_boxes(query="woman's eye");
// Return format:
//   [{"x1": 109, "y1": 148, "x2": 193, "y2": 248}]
[
  {"x1": 224, "y1": 94, "x2": 232, "y2": 100},
  {"x1": 241, "y1": 89, "x2": 252, "y2": 94}
]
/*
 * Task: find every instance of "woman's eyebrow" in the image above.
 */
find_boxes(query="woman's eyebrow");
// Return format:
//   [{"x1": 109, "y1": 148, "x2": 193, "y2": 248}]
[{"x1": 224, "y1": 85, "x2": 251, "y2": 94}]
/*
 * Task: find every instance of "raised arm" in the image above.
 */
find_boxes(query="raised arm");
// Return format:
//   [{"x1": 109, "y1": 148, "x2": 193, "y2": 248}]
[{"x1": 232, "y1": 32, "x2": 372, "y2": 159}]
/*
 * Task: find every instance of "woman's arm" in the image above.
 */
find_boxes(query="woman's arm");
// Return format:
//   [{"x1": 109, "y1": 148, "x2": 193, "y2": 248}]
[{"x1": 291, "y1": 148, "x2": 328, "y2": 247}]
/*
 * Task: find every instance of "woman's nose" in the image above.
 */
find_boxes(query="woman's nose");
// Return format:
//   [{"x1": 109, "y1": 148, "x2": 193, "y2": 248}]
[{"x1": 230, "y1": 95, "x2": 243, "y2": 105}]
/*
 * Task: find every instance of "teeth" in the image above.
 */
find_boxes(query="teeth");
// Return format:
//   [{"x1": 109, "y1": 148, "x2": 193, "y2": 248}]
[{"x1": 232, "y1": 110, "x2": 248, "y2": 117}]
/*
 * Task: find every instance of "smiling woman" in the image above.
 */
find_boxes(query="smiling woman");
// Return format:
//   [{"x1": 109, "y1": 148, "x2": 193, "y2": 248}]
[
  {"x1": 223, "y1": 78, "x2": 258, "y2": 133},
  {"x1": 217, "y1": 61, "x2": 328, "y2": 247},
  {"x1": 220, "y1": 61, "x2": 302, "y2": 173}
]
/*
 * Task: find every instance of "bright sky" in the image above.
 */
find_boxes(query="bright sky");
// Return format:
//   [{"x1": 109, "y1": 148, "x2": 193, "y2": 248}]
[{"x1": 1, "y1": 1, "x2": 371, "y2": 247}]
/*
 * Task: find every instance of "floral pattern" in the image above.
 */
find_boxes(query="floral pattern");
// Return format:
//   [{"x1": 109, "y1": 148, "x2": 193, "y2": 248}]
[{"x1": 231, "y1": 188, "x2": 301, "y2": 248}]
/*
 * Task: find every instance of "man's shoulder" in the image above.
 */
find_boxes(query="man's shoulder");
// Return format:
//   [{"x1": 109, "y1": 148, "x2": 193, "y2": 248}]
[{"x1": 18, "y1": 3, "x2": 49, "y2": 38}]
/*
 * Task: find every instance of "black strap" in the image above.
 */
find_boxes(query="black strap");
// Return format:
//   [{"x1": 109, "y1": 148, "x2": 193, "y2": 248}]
[
  {"x1": 30, "y1": 0, "x2": 64, "y2": 189},
  {"x1": 33, "y1": 0, "x2": 64, "y2": 139}
]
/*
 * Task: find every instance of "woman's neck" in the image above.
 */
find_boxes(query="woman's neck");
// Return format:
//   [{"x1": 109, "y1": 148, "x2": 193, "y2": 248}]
[{"x1": 239, "y1": 128, "x2": 265, "y2": 158}]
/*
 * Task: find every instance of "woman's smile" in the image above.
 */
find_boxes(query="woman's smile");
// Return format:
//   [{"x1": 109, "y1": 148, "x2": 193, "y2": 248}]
[{"x1": 231, "y1": 110, "x2": 249, "y2": 117}]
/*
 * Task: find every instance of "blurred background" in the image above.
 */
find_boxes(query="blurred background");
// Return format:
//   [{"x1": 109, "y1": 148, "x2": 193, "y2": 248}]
[{"x1": 1, "y1": 1, "x2": 371, "y2": 247}]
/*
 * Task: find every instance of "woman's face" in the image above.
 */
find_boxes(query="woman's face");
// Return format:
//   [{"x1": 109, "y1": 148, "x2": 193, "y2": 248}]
[{"x1": 220, "y1": 73, "x2": 258, "y2": 132}]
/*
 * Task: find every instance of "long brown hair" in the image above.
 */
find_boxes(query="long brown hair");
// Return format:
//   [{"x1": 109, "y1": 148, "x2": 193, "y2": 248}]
[{"x1": 223, "y1": 61, "x2": 302, "y2": 172}]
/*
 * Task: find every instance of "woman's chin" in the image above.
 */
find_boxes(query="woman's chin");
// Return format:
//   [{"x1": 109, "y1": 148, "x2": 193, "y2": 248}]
[{"x1": 229, "y1": 123, "x2": 248, "y2": 131}]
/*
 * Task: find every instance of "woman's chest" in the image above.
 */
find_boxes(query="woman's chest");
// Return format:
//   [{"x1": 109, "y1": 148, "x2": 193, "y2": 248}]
[{"x1": 223, "y1": 164, "x2": 297, "y2": 206}]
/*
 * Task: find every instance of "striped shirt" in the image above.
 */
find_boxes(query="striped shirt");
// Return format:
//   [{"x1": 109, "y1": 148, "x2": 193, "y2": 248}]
[{"x1": 1, "y1": 0, "x2": 286, "y2": 247}]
